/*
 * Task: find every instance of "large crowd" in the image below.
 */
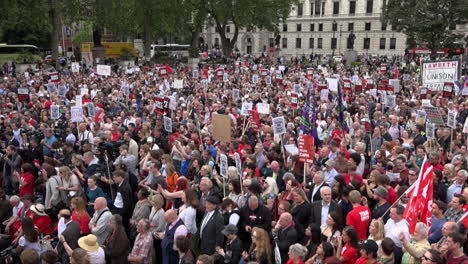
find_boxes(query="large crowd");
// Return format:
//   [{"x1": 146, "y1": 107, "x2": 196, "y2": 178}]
[{"x1": 0, "y1": 52, "x2": 467, "y2": 264}]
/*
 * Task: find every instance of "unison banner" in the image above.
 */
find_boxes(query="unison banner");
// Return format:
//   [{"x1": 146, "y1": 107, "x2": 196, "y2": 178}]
[{"x1": 422, "y1": 60, "x2": 460, "y2": 91}]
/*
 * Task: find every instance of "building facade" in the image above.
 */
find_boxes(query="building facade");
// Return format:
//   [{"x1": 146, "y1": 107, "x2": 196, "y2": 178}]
[{"x1": 201, "y1": 0, "x2": 408, "y2": 57}]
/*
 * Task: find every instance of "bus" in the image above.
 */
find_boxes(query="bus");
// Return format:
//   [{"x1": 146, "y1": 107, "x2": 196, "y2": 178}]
[
  {"x1": 150, "y1": 44, "x2": 190, "y2": 58},
  {"x1": 0, "y1": 43, "x2": 43, "y2": 63}
]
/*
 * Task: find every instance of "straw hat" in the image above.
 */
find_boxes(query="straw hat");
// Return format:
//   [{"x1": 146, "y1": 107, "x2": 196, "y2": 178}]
[
  {"x1": 78, "y1": 234, "x2": 100, "y2": 252},
  {"x1": 30, "y1": 204, "x2": 47, "y2": 216}
]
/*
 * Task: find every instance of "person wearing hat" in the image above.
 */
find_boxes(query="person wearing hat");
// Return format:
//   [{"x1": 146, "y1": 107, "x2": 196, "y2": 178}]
[
  {"x1": 77, "y1": 234, "x2": 105, "y2": 264},
  {"x1": 323, "y1": 159, "x2": 338, "y2": 186},
  {"x1": 371, "y1": 185, "x2": 390, "y2": 223},
  {"x1": 215, "y1": 224, "x2": 243, "y2": 264},
  {"x1": 199, "y1": 195, "x2": 224, "y2": 255},
  {"x1": 30, "y1": 203, "x2": 53, "y2": 235},
  {"x1": 355, "y1": 240, "x2": 379, "y2": 264}
]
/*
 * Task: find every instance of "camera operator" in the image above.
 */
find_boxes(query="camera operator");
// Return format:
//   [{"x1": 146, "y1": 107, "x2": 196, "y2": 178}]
[
  {"x1": 23, "y1": 137, "x2": 43, "y2": 172},
  {"x1": 76, "y1": 123, "x2": 94, "y2": 153},
  {"x1": 4, "y1": 131, "x2": 19, "y2": 147},
  {"x1": 41, "y1": 128, "x2": 58, "y2": 157},
  {"x1": 2, "y1": 145, "x2": 22, "y2": 195},
  {"x1": 61, "y1": 142, "x2": 74, "y2": 165},
  {"x1": 113, "y1": 144, "x2": 138, "y2": 176}
]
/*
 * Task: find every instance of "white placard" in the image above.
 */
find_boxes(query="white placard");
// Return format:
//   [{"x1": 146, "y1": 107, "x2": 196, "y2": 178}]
[
  {"x1": 192, "y1": 70, "x2": 199, "y2": 79},
  {"x1": 252, "y1": 74, "x2": 259, "y2": 84},
  {"x1": 265, "y1": 76, "x2": 272, "y2": 85},
  {"x1": 87, "y1": 103, "x2": 96, "y2": 117},
  {"x1": 234, "y1": 152, "x2": 242, "y2": 176},
  {"x1": 279, "y1": 65, "x2": 285, "y2": 72},
  {"x1": 426, "y1": 122, "x2": 435, "y2": 139},
  {"x1": 389, "y1": 79, "x2": 400, "y2": 93},
  {"x1": 96, "y1": 64, "x2": 111, "y2": 76},
  {"x1": 220, "y1": 154, "x2": 228, "y2": 178},
  {"x1": 422, "y1": 60, "x2": 459, "y2": 91},
  {"x1": 385, "y1": 94, "x2": 396, "y2": 108},
  {"x1": 386, "y1": 172, "x2": 401, "y2": 182},
  {"x1": 326, "y1": 78, "x2": 338, "y2": 92},
  {"x1": 240, "y1": 102, "x2": 253, "y2": 116},
  {"x1": 58, "y1": 85, "x2": 67, "y2": 97},
  {"x1": 80, "y1": 87, "x2": 88, "y2": 96},
  {"x1": 447, "y1": 110, "x2": 457, "y2": 129},
  {"x1": 272, "y1": 116, "x2": 286, "y2": 136},
  {"x1": 71, "y1": 62, "x2": 80, "y2": 73},
  {"x1": 256, "y1": 103, "x2": 270, "y2": 115},
  {"x1": 163, "y1": 116, "x2": 172, "y2": 133},
  {"x1": 173, "y1": 79, "x2": 184, "y2": 89},
  {"x1": 201, "y1": 79, "x2": 208, "y2": 89},
  {"x1": 320, "y1": 89, "x2": 329, "y2": 101},
  {"x1": 294, "y1": 84, "x2": 301, "y2": 94},
  {"x1": 47, "y1": 83, "x2": 57, "y2": 95},
  {"x1": 284, "y1": 144, "x2": 299, "y2": 155},
  {"x1": 223, "y1": 72, "x2": 229, "y2": 82},
  {"x1": 232, "y1": 89, "x2": 240, "y2": 100},
  {"x1": 169, "y1": 96, "x2": 177, "y2": 110},
  {"x1": 70, "y1": 106, "x2": 83, "y2": 122},
  {"x1": 50, "y1": 105, "x2": 60, "y2": 120},
  {"x1": 75, "y1": 95, "x2": 82, "y2": 107}
]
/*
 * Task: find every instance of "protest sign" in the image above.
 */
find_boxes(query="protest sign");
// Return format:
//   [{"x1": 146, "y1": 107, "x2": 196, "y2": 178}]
[
  {"x1": 47, "y1": 83, "x2": 57, "y2": 95},
  {"x1": 326, "y1": 78, "x2": 338, "y2": 92},
  {"x1": 416, "y1": 110, "x2": 427, "y2": 125},
  {"x1": 298, "y1": 135, "x2": 315, "y2": 164},
  {"x1": 87, "y1": 103, "x2": 96, "y2": 117},
  {"x1": 97, "y1": 65, "x2": 111, "y2": 76},
  {"x1": 18, "y1": 88, "x2": 29, "y2": 101},
  {"x1": 71, "y1": 62, "x2": 80, "y2": 73},
  {"x1": 447, "y1": 111, "x2": 457, "y2": 129},
  {"x1": 212, "y1": 114, "x2": 231, "y2": 142},
  {"x1": 169, "y1": 96, "x2": 177, "y2": 111},
  {"x1": 265, "y1": 76, "x2": 272, "y2": 85},
  {"x1": 422, "y1": 60, "x2": 459, "y2": 91},
  {"x1": 256, "y1": 103, "x2": 270, "y2": 115},
  {"x1": 389, "y1": 79, "x2": 400, "y2": 93},
  {"x1": 240, "y1": 102, "x2": 253, "y2": 116},
  {"x1": 232, "y1": 89, "x2": 240, "y2": 100},
  {"x1": 71, "y1": 106, "x2": 83, "y2": 122},
  {"x1": 223, "y1": 72, "x2": 229, "y2": 82},
  {"x1": 75, "y1": 95, "x2": 82, "y2": 107},
  {"x1": 284, "y1": 144, "x2": 299, "y2": 155},
  {"x1": 462, "y1": 81, "x2": 468, "y2": 96},
  {"x1": 294, "y1": 84, "x2": 301, "y2": 94},
  {"x1": 220, "y1": 154, "x2": 228, "y2": 178},
  {"x1": 385, "y1": 94, "x2": 396, "y2": 108},
  {"x1": 272, "y1": 116, "x2": 286, "y2": 136},
  {"x1": 164, "y1": 116, "x2": 172, "y2": 133},
  {"x1": 249, "y1": 110, "x2": 261, "y2": 132},
  {"x1": 426, "y1": 122, "x2": 435, "y2": 139},
  {"x1": 320, "y1": 89, "x2": 329, "y2": 101},
  {"x1": 422, "y1": 105, "x2": 445, "y2": 126},
  {"x1": 291, "y1": 93, "x2": 298, "y2": 109},
  {"x1": 49, "y1": 72, "x2": 59, "y2": 84},
  {"x1": 173, "y1": 79, "x2": 183, "y2": 89},
  {"x1": 464, "y1": 118, "x2": 468, "y2": 134},
  {"x1": 192, "y1": 69, "x2": 199, "y2": 78},
  {"x1": 234, "y1": 152, "x2": 242, "y2": 176},
  {"x1": 252, "y1": 74, "x2": 259, "y2": 84},
  {"x1": 50, "y1": 105, "x2": 60, "y2": 120}
]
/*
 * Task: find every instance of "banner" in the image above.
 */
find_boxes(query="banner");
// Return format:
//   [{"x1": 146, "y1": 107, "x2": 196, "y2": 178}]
[
  {"x1": 422, "y1": 60, "x2": 460, "y2": 91},
  {"x1": 97, "y1": 65, "x2": 111, "y2": 76}
]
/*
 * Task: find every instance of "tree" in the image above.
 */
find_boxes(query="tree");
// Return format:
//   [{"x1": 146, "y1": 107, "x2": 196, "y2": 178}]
[
  {"x1": 382, "y1": 0, "x2": 468, "y2": 52},
  {"x1": 204, "y1": 0, "x2": 296, "y2": 56}
]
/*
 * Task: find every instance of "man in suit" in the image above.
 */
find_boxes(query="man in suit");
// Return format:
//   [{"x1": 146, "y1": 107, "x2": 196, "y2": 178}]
[
  {"x1": 198, "y1": 177, "x2": 221, "y2": 213},
  {"x1": 57, "y1": 209, "x2": 81, "y2": 264},
  {"x1": 112, "y1": 169, "x2": 134, "y2": 230},
  {"x1": 199, "y1": 195, "x2": 224, "y2": 255},
  {"x1": 239, "y1": 195, "x2": 272, "y2": 250},
  {"x1": 309, "y1": 171, "x2": 328, "y2": 202},
  {"x1": 273, "y1": 213, "x2": 298, "y2": 264},
  {"x1": 309, "y1": 186, "x2": 342, "y2": 226},
  {"x1": 269, "y1": 161, "x2": 286, "y2": 192},
  {"x1": 160, "y1": 209, "x2": 188, "y2": 264}
]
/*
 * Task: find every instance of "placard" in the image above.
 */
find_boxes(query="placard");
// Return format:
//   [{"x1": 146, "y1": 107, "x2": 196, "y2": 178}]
[
  {"x1": 284, "y1": 144, "x2": 299, "y2": 155},
  {"x1": 75, "y1": 95, "x2": 82, "y2": 107},
  {"x1": 426, "y1": 122, "x2": 435, "y2": 139},
  {"x1": 169, "y1": 96, "x2": 177, "y2": 111},
  {"x1": 464, "y1": 118, "x2": 468, "y2": 133},
  {"x1": 385, "y1": 94, "x2": 396, "y2": 108},
  {"x1": 212, "y1": 114, "x2": 231, "y2": 142},
  {"x1": 447, "y1": 110, "x2": 457, "y2": 129},
  {"x1": 163, "y1": 116, "x2": 172, "y2": 133},
  {"x1": 173, "y1": 79, "x2": 183, "y2": 89},
  {"x1": 220, "y1": 154, "x2": 228, "y2": 178},
  {"x1": 87, "y1": 103, "x2": 96, "y2": 117},
  {"x1": 389, "y1": 79, "x2": 400, "y2": 93},
  {"x1": 47, "y1": 83, "x2": 57, "y2": 95},
  {"x1": 71, "y1": 62, "x2": 80, "y2": 73},
  {"x1": 298, "y1": 135, "x2": 315, "y2": 164},
  {"x1": 256, "y1": 103, "x2": 270, "y2": 115},
  {"x1": 294, "y1": 84, "x2": 301, "y2": 94},
  {"x1": 240, "y1": 102, "x2": 253, "y2": 116},
  {"x1": 192, "y1": 70, "x2": 199, "y2": 79},
  {"x1": 320, "y1": 89, "x2": 329, "y2": 101},
  {"x1": 50, "y1": 105, "x2": 60, "y2": 120},
  {"x1": 232, "y1": 89, "x2": 240, "y2": 100},
  {"x1": 272, "y1": 116, "x2": 286, "y2": 136},
  {"x1": 265, "y1": 76, "x2": 272, "y2": 85},
  {"x1": 422, "y1": 60, "x2": 459, "y2": 91},
  {"x1": 422, "y1": 105, "x2": 445, "y2": 126},
  {"x1": 49, "y1": 72, "x2": 59, "y2": 84},
  {"x1": 416, "y1": 110, "x2": 427, "y2": 125},
  {"x1": 96, "y1": 64, "x2": 111, "y2": 76},
  {"x1": 18, "y1": 88, "x2": 29, "y2": 101},
  {"x1": 223, "y1": 72, "x2": 229, "y2": 82},
  {"x1": 252, "y1": 74, "x2": 259, "y2": 84},
  {"x1": 70, "y1": 106, "x2": 83, "y2": 122},
  {"x1": 234, "y1": 152, "x2": 242, "y2": 176}
]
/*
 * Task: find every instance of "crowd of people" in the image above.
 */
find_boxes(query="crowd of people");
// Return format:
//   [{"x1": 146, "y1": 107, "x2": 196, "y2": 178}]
[{"x1": 0, "y1": 52, "x2": 467, "y2": 264}]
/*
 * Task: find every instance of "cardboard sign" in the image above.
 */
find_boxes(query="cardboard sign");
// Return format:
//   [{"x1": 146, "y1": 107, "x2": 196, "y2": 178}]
[
  {"x1": 220, "y1": 154, "x2": 228, "y2": 178},
  {"x1": 298, "y1": 135, "x2": 315, "y2": 164},
  {"x1": 87, "y1": 103, "x2": 96, "y2": 117},
  {"x1": 97, "y1": 65, "x2": 111, "y2": 76},
  {"x1": 234, "y1": 152, "x2": 242, "y2": 176},
  {"x1": 423, "y1": 105, "x2": 445, "y2": 126},
  {"x1": 240, "y1": 102, "x2": 253, "y2": 116},
  {"x1": 256, "y1": 103, "x2": 270, "y2": 115},
  {"x1": 447, "y1": 110, "x2": 457, "y2": 129},
  {"x1": 71, "y1": 62, "x2": 80, "y2": 73},
  {"x1": 50, "y1": 105, "x2": 60, "y2": 120},
  {"x1": 164, "y1": 116, "x2": 172, "y2": 133},
  {"x1": 422, "y1": 60, "x2": 459, "y2": 91},
  {"x1": 426, "y1": 122, "x2": 435, "y2": 139},
  {"x1": 71, "y1": 106, "x2": 83, "y2": 122},
  {"x1": 272, "y1": 116, "x2": 286, "y2": 136},
  {"x1": 212, "y1": 114, "x2": 231, "y2": 142}
]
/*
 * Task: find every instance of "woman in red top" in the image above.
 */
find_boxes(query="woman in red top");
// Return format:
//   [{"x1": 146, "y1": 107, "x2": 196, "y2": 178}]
[
  {"x1": 30, "y1": 204, "x2": 53, "y2": 235},
  {"x1": 355, "y1": 240, "x2": 379, "y2": 264},
  {"x1": 286, "y1": 243, "x2": 308, "y2": 264},
  {"x1": 18, "y1": 163, "x2": 35, "y2": 198},
  {"x1": 71, "y1": 197, "x2": 91, "y2": 234},
  {"x1": 336, "y1": 226, "x2": 359, "y2": 264}
]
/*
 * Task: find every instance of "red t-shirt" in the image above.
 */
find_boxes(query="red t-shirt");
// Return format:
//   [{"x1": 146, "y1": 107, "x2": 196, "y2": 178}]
[
  {"x1": 346, "y1": 206, "x2": 371, "y2": 240},
  {"x1": 356, "y1": 258, "x2": 378, "y2": 264},
  {"x1": 19, "y1": 172, "x2": 34, "y2": 198},
  {"x1": 386, "y1": 187, "x2": 397, "y2": 205},
  {"x1": 33, "y1": 215, "x2": 53, "y2": 235},
  {"x1": 72, "y1": 211, "x2": 91, "y2": 234},
  {"x1": 344, "y1": 173, "x2": 364, "y2": 186},
  {"x1": 447, "y1": 252, "x2": 468, "y2": 264},
  {"x1": 341, "y1": 243, "x2": 358, "y2": 264}
]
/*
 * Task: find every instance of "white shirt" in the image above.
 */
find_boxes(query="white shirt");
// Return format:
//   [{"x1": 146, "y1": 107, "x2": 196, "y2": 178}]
[
  {"x1": 321, "y1": 201, "x2": 330, "y2": 226},
  {"x1": 13, "y1": 201, "x2": 24, "y2": 217},
  {"x1": 384, "y1": 218, "x2": 410, "y2": 248},
  {"x1": 114, "y1": 182, "x2": 124, "y2": 209},
  {"x1": 87, "y1": 247, "x2": 106, "y2": 264},
  {"x1": 179, "y1": 205, "x2": 197, "y2": 234},
  {"x1": 57, "y1": 217, "x2": 67, "y2": 236}
]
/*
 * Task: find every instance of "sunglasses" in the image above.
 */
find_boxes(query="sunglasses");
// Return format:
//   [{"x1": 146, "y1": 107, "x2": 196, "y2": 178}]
[{"x1": 421, "y1": 255, "x2": 433, "y2": 262}]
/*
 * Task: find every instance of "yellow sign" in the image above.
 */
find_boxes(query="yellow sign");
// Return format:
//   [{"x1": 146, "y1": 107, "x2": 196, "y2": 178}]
[{"x1": 82, "y1": 43, "x2": 91, "y2": 53}]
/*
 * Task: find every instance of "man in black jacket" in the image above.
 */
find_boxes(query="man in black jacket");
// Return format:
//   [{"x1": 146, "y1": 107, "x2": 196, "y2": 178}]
[
  {"x1": 216, "y1": 224, "x2": 243, "y2": 264},
  {"x1": 112, "y1": 169, "x2": 134, "y2": 232},
  {"x1": 199, "y1": 195, "x2": 224, "y2": 255},
  {"x1": 273, "y1": 213, "x2": 298, "y2": 264},
  {"x1": 309, "y1": 186, "x2": 342, "y2": 226},
  {"x1": 239, "y1": 196, "x2": 272, "y2": 249},
  {"x1": 57, "y1": 209, "x2": 81, "y2": 264}
]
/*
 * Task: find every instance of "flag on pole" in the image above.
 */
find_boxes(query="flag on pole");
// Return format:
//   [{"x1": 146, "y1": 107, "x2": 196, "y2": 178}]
[
  {"x1": 394, "y1": 66, "x2": 399, "y2": 79},
  {"x1": 403, "y1": 159, "x2": 433, "y2": 234},
  {"x1": 300, "y1": 89, "x2": 311, "y2": 135},
  {"x1": 311, "y1": 93, "x2": 319, "y2": 143},
  {"x1": 337, "y1": 80, "x2": 344, "y2": 124}
]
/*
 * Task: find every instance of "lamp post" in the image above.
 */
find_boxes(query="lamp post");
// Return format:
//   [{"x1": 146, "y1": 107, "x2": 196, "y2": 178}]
[
  {"x1": 332, "y1": 20, "x2": 337, "y2": 56},
  {"x1": 338, "y1": 24, "x2": 342, "y2": 55}
]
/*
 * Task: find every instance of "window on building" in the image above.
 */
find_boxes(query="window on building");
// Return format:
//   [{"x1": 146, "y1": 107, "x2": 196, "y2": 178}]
[
  {"x1": 333, "y1": 1, "x2": 339, "y2": 15},
  {"x1": 380, "y1": 38, "x2": 386, "y2": 49},
  {"x1": 390, "y1": 38, "x2": 396, "y2": 49},
  {"x1": 381, "y1": 23, "x2": 387, "y2": 31},
  {"x1": 310, "y1": 24, "x2": 315, "y2": 31},
  {"x1": 363, "y1": 38, "x2": 370, "y2": 49},
  {"x1": 283, "y1": 24, "x2": 288, "y2": 32},
  {"x1": 311, "y1": 2, "x2": 315, "y2": 15},
  {"x1": 315, "y1": 1, "x2": 321, "y2": 15},
  {"x1": 226, "y1": 26, "x2": 230, "y2": 33},
  {"x1": 269, "y1": 38, "x2": 275, "y2": 48},
  {"x1": 331, "y1": 38, "x2": 337, "y2": 49},
  {"x1": 309, "y1": 38, "x2": 314, "y2": 48},
  {"x1": 349, "y1": 1, "x2": 356, "y2": 14},
  {"x1": 282, "y1": 38, "x2": 288, "y2": 48},
  {"x1": 365, "y1": 22, "x2": 371, "y2": 31},
  {"x1": 321, "y1": 2, "x2": 325, "y2": 15},
  {"x1": 319, "y1": 23, "x2": 323, "y2": 32},
  {"x1": 296, "y1": 38, "x2": 302, "y2": 49},
  {"x1": 318, "y1": 38, "x2": 323, "y2": 49},
  {"x1": 366, "y1": 0, "x2": 373, "y2": 14},
  {"x1": 332, "y1": 23, "x2": 338, "y2": 31},
  {"x1": 297, "y1": 24, "x2": 302, "y2": 32},
  {"x1": 297, "y1": 3, "x2": 303, "y2": 16},
  {"x1": 348, "y1": 23, "x2": 354, "y2": 31}
]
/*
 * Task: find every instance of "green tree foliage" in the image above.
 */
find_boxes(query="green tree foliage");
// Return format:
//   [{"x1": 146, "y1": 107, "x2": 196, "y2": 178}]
[{"x1": 383, "y1": 0, "x2": 468, "y2": 51}]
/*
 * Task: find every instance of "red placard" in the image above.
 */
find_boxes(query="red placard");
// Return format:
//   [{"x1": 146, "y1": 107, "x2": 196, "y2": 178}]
[
  {"x1": 318, "y1": 81, "x2": 327, "y2": 90},
  {"x1": 49, "y1": 72, "x2": 60, "y2": 84},
  {"x1": 298, "y1": 135, "x2": 315, "y2": 164},
  {"x1": 380, "y1": 64, "x2": 387, "y2": 74},
  {"x1": 159, "y1": 68, "x2": 167, "y2": 77},
  {"x1": 306, "y1": 68, "x2": 314, "y2": 79},
  {"x1": 343, "y1": 79, "x2": 352, "y2": 92},
  {"x1": 94, "y1": 109, "x2": 105, "y2": 123},
  {"x1": 377, "y1": 83, "x2": 386, "y2": 91},
  {"x1": 366, "y1": 79, "x2": 374, "y2": 90},
  {"x1": 216, "y1": 69, "x2": 224, "y2": 79},
  {"x1": 291, "y1": 93, "x2": 298, "y2": 109},
  {"x1": 443, "y1": 82, "x2": 453, "y2": 98},
  {"x1": 354, "y1": 80, "x2": 363, "y2": 92},
  {"x1": 261, "y1": 69, "x2": 268, "y2": 77},
  {"x1": 249, "y1": 109, "x2": 261, "y2": 132},
  {"x1": 155, "y1": 97, "x2": 165, "y2": 114},
  {"x1": 386, "y1": 85, "x2": 394, "y2": 92}
]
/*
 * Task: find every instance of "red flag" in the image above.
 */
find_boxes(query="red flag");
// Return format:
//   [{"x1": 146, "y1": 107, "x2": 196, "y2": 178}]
[
  {"x1": 394, "y1": 67, "x2": 399, "y2": 79},
  {"x1": 164, "y1": 64, "x2": 173, "y2": 74},
  {"x1": 248, "y1": 108, "x2": 261, "y2": 132},
  {"x1": 403, "y1": 160, "x2": 433, "y2": 234}
]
